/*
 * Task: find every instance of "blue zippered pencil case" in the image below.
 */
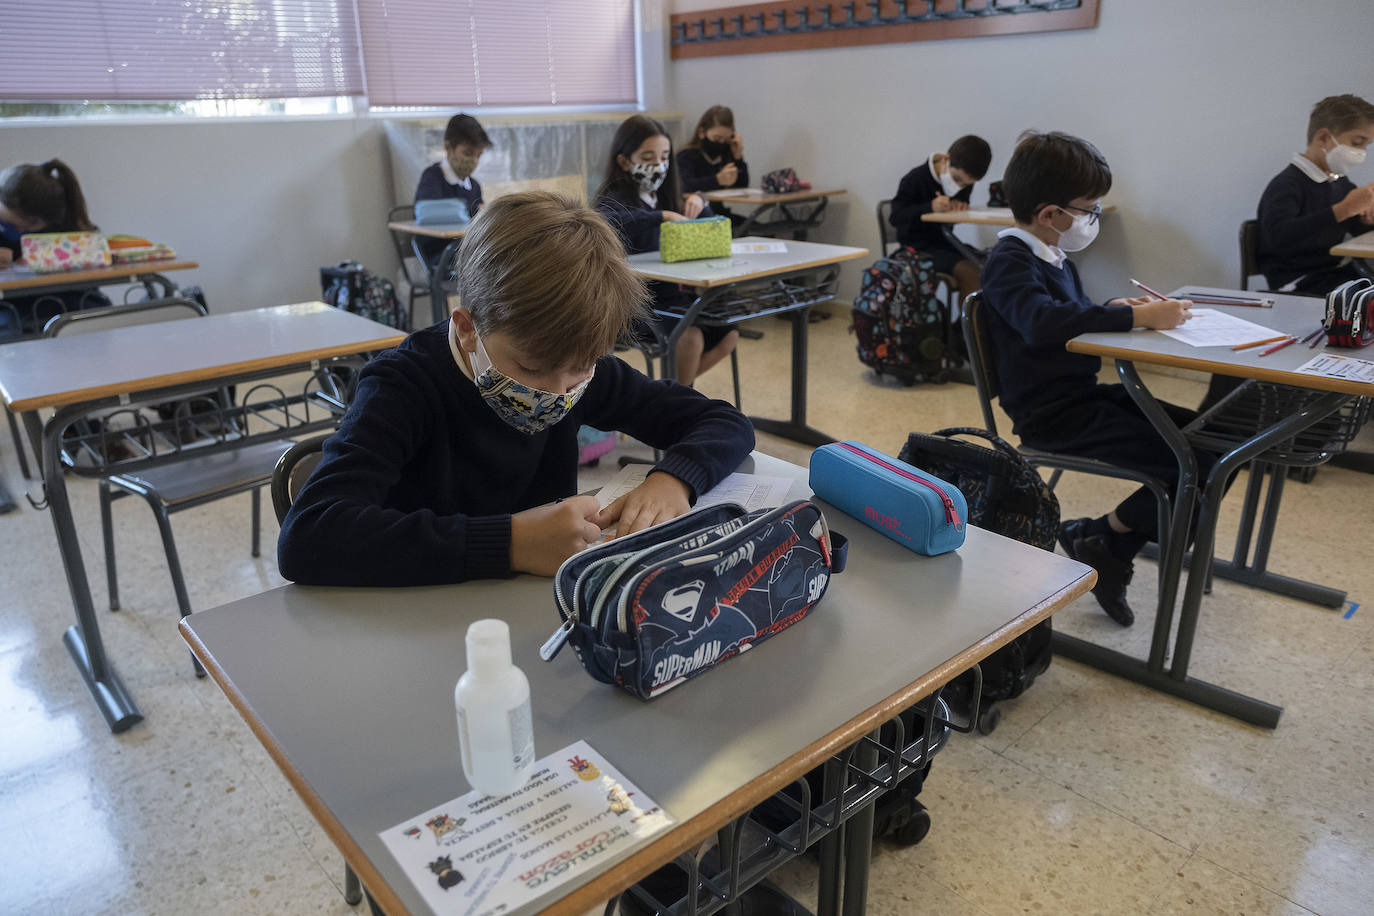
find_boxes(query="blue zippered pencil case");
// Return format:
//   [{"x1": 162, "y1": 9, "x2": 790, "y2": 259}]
[{"x1": 809, "y1": 441, "x2": 966, "y2": 556}]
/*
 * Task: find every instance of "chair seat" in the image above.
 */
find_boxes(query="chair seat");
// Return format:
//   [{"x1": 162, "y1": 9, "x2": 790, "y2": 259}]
[
  {"x1": 109, "y1": 439, "x2": 295, "y2": 507},
  {"x1": 1018, "y1": 445, "x2": 1169, "y2": 486}
]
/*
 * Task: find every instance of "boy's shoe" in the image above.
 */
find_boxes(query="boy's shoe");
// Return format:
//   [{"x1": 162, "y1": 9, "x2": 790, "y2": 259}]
[{"x1": 1058, "y1": 518, "x2": 1135, "y2": 627}]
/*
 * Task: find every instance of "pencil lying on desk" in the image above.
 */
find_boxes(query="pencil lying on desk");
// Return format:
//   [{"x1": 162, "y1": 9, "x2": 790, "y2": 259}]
[
  {"x1": 1232, "y1": 335, "x2": 1289, "y2": 351},
  {"x1": 1258, "y1": 336, "x2": 1298, "y2": 357},
  {"x1": 1303, "y1": 326, "x2": 1327, "y2": 347}
]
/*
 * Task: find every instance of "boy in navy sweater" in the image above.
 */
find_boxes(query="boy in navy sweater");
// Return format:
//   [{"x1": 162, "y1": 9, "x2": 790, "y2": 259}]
[
  {"x1": 889, "y1": 135, "x2": 992, "y2": 298},
  {"x1": 413, "y1": 113, "x2": 491, "y2": 266},
  {"x1": 980, "y1": 131, "x2": 1197, "y2": 626},
  {"x1": 1255, "y1": 94, "x2": 1374, "y2": 295},
  {"x1": 278, "y1": 191, "x2": 754, "y2": 587}
]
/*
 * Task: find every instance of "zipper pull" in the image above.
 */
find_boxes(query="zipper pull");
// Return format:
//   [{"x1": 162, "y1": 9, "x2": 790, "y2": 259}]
[
  {"x1": 539, "y1": 618, "x2": 574, "y2": 662},
  {"x1": 943, "y1": 497, "x2": 963, "y2": 531}
]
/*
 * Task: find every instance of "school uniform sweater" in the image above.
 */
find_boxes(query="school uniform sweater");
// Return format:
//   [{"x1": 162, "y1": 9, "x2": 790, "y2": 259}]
[
  {"x1": 979, "y1": 234, "x2": 1134, "y2": 430},
  {"x1": 594, "y1": 192, "x2": 715, "y2": 256},
  {"x1": 413, "y1": 163, "x2": 485, "y2": 264},
  {"x1": 676, "y1": 148, "x2": 750, "y2": 194},
  {"x1": 1256, "y1": 162, "x2": 1362, "y2": 290},
  {"x1": 889, "y1": 158, "x2": 973, "y2": 252},
  {"x1": 277, "y1": 321, "x2": 754, "y2": 587}
]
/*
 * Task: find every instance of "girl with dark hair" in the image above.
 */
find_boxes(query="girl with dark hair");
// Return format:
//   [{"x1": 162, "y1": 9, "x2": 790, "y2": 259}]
[
  {"x1": 0, "y1": 159, "x2": 96, "y2": 269},
  {"x1": 595, "y1": 115, "x2": 739, "y2": 387}
]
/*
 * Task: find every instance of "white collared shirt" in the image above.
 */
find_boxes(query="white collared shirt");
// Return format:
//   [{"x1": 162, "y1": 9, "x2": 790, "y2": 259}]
[
  {"x1": 639, "y1": 190, "x2": 658, "y2": 209},
  {"x1": 1291, "y1": 153, "x2": 1335, "y2": 183},
  {"x1": 998, "y1": 227, "x2": 1067, "y2": 269},
  {"x1": 440, "y1": 158, "x2": 473, "y2": 190}
]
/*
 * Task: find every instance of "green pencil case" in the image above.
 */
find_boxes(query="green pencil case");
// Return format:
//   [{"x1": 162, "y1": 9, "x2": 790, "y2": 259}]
[{"x1": 659, "y1": 216, "x2": 731, "y2": 263}]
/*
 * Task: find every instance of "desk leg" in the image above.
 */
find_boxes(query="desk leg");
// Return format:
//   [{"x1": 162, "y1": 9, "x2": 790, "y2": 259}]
[
  {"x1": 840, "y1": 731, "x2": 878, "y2": 916},
  {"x1": 29, "y1": 411, "x2": 142, "y2": 733},
  {"x1": 747, "y1": 309, "x2": 836, "y2": 447},
  {"x1": 814, "y1": 757, "x2": 845, "y2": 916}
]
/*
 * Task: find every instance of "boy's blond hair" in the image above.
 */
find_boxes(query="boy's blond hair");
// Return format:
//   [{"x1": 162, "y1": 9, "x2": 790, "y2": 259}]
[
  {"x1": 454, "y1": 191, "x2": 650, "y2": 369},
  {"x1": 1307, "y1": 94, "x2": 1374, "y2": 143}
]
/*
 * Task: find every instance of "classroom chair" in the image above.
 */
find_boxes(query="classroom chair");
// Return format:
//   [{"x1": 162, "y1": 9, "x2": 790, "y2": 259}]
[
  {"x1": 44, "y1": 299, "x2": 296, "y2": 678},
  {"x1": 1238, "y1": 219, "x2": 1262, "y2": 290},
  {"x1": 960, "y1": 293, "x2": 1175, "y2": 614},
  {"x1": 386, "y1": 203, "x2": 432, "y2": 325},
  {"x1": 271, "y1": 433, "x2": 373, "y2": 913}
]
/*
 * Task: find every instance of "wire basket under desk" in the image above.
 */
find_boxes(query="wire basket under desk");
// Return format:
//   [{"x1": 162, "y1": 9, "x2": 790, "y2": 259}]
[
  {"x1": 655, "y1": 271, "x2": 841, "y2": 327},
  {"x1": 1185, "y1": 381, "x2": 1372, "y2": 467}
]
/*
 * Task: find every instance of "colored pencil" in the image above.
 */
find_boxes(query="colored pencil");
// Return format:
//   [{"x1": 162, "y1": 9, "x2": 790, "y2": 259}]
[
  {"x1": 1258, "y1": 336, "x2": 1297, "y2": 357},
  {"x1": 1232, "y1": 335, "x2": 1289, "y2": 351},
  {"x1": 1300, "y1": 326, "x2": 1326, "y2": 345}
]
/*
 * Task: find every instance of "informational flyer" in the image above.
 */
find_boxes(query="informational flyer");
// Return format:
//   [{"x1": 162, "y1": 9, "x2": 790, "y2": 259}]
[
  {"x1": 731, "y1": 240, "x2": 787, "y2": 254},
  {"x1": 379, "y1": 740, "x2": 672, "y2": 916},
  {"x1": 1295, "y1": 352, "x2": 1374, "y2": 384}
]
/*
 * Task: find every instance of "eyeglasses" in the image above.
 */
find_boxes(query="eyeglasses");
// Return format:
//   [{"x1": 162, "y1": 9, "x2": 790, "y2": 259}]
[{"x1": 1059, "y1": 203, "x2": 1103, "y2": 226}]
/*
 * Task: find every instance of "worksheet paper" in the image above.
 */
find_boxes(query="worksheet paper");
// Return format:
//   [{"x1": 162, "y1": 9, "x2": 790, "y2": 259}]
[
  {"x1": 1155, "y1": 309, "x2": 1281, "y2": 348},
  {"x1": 708, "y1": 189, "x2": 753, "y2": 197},
  {"x1": 379, "y1": 740, "x2": 671, "y2": 916},
  {"x1": 731, "y1": 240, "x2": 787, "y2": 254},
  {"x1": 596, "y1": 464, "x2": 794, "y2": 512},
  {"x1": 1294, "y1": 352, "x2": 1374, "y2": 384}
]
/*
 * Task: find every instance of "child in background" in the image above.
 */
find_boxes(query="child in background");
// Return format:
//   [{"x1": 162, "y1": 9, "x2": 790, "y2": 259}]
[
  {"x1": 889, "y1": 135, "x2": 992, "y2": 299},
  {"x1": 413, "y1": 113, "x2": 492, "y2": 266},
  {"x1": 1256, "y1": 93, "x2": 1374, "y2": 295},
  {"x1": 980, "y1": 131, "x2": 1204, "y2": 627},
  {"x1": 278, "y1": 191, "x2": 754, "y2": 587},
  {"x1": 676, "y1": 105, "x2": 749, "y2": 194},
  {"x1": 0, "y1": 159, "x2": 97, "y2": 269},
  {"x1": 595, "y1": 115, "x2": 739, "y2": 388}
]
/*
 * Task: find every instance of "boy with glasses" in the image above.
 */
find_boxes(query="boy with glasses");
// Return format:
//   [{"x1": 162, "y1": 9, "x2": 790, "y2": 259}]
[{"x1": 979, "y1": 131, "x2": 1202, "y2": 627}]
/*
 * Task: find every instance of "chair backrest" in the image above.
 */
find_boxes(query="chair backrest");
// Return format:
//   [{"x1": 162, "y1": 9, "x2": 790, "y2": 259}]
[
  {"x1": 42, "y1": 296, "x2": 207, "y2": 338},
  {"x1": 959, "y1": 292, "x2": 1002, "y2": 436},
  {"x1": 271, "y1": 434, "x2": 330, "y2": 524},
  {"x1": 876, "y1": 199, "x2": 895, "y2": 255},
  {"x1": 1239, "y1": 219, "x2": 1260, "y2": 291},
  {"x1": 388, "y1": 203, "x2": 431, "y2": 288}
]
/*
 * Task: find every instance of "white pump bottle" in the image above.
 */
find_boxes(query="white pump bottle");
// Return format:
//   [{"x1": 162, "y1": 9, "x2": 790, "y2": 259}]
[{"x1": 455, "y1": 619, "x2": 535, "y2": 796}]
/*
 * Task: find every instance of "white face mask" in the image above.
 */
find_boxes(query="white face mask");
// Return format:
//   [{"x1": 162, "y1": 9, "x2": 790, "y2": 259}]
[
  {"x1": 1326, "y1": 141, "x2": 1367, "y2": 177},
  {"x1": 1053, "y1": 210, "x2": 1099, "y2": 252},
  {"x1": 939, "y1": 166, "x2": 962, "y2": 198},
  {"x1": 630, "y1": 162, "x2": 668, "y2": 195}
]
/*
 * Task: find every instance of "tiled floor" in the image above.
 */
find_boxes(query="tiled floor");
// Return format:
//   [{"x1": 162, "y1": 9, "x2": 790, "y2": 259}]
[{"x1": 2, "y1": 304, "x2": 1371, "y2": 915}]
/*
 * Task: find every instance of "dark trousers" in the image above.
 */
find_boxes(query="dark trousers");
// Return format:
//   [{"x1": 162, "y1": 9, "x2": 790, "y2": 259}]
[{"x1": 1018, "y1": 384, "x2": 1218, "y2": 539}]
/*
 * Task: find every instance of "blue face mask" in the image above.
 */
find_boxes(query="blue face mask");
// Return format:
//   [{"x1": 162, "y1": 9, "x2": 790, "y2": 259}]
[{"x1": 469, "y1": 334, "x2": 593, "y2": 435}]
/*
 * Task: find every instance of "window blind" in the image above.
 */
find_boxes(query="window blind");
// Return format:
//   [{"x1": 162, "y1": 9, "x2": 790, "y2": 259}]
[
  {"x1": 357, "y1": 0, "x2": 637, "y2": 108},
  {"x1": 0, "y1": 0, "x2": 365, "y2": 101}
]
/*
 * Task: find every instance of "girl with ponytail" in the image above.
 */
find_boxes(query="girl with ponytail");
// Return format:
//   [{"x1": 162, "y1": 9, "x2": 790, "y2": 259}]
[{"x1": 0, "y1": 159, "x2": 96, "y2": 268}]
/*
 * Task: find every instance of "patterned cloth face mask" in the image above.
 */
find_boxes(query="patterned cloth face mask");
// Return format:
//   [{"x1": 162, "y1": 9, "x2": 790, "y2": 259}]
[
  {"x1": 448, "y1": 152, "x2": 480, "y2": 180},
  {"x1": 631, "y1": 161, "x2": 668, "y2": 194},
  {"x1": 469, "y1": 334, "x2": 593, "y2": 434}
]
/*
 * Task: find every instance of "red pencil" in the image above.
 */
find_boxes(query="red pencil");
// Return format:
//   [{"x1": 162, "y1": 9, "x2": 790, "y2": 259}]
[{"x1": 1258, "y1": 336, "x2": 1297, "y2": 357}]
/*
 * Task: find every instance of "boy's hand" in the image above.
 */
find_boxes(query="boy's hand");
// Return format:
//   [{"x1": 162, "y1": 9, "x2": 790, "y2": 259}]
[
  {"x1": 950, "y1": 199, "x2": 969, "y2": 212},
  {"x1": 730, "y1": 132, "x2": 744, "y2": 160},
  {"x1": 716, "y1": 163, "x2": 739, "y2": 187},
  {"x1": 510, "y1": 496, "x2": 603, "y2": 577},
  {"x1": 596, "y1": 472, "x2": 690, "y2": 539},
  {"x1": 1132, "y1": 298, "x2": 1193, "y2": 330},
  {"x1": 683, "y1": 194, "x2": 706, "y2": 219},
  {"x1": 1334, "y1": 183, "x2": 1374, "y2": 222},
  {"x1": 931, "y1": 195, "x2": 953, "y2": 213},
  {"x1": 1110, "y1": 295, "x2": 1154, "y2": 307},
  {"x1": 0, "y1": 248, "x2": 12, "y2": 269}
]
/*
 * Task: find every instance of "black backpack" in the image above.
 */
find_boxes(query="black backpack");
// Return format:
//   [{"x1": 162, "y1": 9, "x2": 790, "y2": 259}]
[
  {"x1": 850, "y1": 246, "x2": 951, "y2": 385},
  {"x1": 898, "y1": 427, "x2": 1061, "y2": 734},
  {"x1": 320, "y1": 261, "x2": 409, "y2": 331}
]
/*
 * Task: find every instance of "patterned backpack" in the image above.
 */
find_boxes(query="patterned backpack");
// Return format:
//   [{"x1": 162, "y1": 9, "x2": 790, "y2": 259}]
[
  {"x1": 320, "y1": 261, "x2": 410, "y2": 331},
  {"x1": 850, "y1": 246, "x2": 950, "y2": 385}
]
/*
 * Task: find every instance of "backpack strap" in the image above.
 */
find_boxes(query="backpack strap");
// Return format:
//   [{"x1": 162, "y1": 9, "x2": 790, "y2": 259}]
[{"x1": 931, "y1": 426, "x2": 1025, "y2": 462}]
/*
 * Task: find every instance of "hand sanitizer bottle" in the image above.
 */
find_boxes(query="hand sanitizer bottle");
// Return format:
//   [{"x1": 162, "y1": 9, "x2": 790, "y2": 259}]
[{"x1": 455, "y1": 619, "x2": 535, "y2": 797}]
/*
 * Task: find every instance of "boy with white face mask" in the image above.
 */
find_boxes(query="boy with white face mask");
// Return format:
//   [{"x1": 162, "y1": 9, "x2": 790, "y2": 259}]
[
  {"x1": 1256, "y1": 93, "x2": 1374, "y2": 295},
  {"x1": 890, "y1": 134, "x2": 992, "y2": 298},
  {"x1": 981, "y1": 131, "x2": 1205, "y2": 628},
  {"x1": 277, "y1": 191, "x2": 754, "y2": 587}
]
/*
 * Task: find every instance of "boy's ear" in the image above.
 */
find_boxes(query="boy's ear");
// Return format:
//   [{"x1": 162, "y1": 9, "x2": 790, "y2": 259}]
[{"x1": 451, "y1": 306, "x2": 478, "y2": 351}]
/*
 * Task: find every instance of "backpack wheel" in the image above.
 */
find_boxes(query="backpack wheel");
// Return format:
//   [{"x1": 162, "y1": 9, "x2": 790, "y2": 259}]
[{"x1": 976, "y1": 702, "x2": 1002, "y2": 736}]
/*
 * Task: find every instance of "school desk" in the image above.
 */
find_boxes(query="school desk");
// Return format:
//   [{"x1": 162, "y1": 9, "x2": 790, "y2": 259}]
[
  {"x1": 1062, "y1": 287, "x2": 1372, "y2": 729},
  {"x1": 701, "y1": 188, "x2": 847, "y2": 240},
  {"x1": 0, "y1": 259, "x2": 198, "y2": 303},
  {"x1": 179, "y1": 450, "x2": 1094, "y2": 916},
  {"x1": 920, "y1": 206, "x2": 1118, "y2": 263},
  {"x1": 627, "y1": 238, "x2": 868, "y2": 447},
  {"x1": 0, "y1": 303, "x2": 405, "y2": 732},
  {"x1": 386, "y1": 222, "x2": 468, "y2": 324},
  {"x1": 1331, "y1": 228, "x2": 1374, "y2": 277}
]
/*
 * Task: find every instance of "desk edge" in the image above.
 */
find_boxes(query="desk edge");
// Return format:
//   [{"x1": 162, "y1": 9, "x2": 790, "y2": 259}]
[{"x1": 631, "y1": 249, "x2": 870, "y2": 288}]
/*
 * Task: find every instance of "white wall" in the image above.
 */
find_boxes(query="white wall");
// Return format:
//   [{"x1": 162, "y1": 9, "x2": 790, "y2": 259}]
[
  {"x1": 2, "y1": 118, "x2": 397, "y2": 312},
  {"x1": 667, "y1": 0, "x2": 1374, "y2": 297}
]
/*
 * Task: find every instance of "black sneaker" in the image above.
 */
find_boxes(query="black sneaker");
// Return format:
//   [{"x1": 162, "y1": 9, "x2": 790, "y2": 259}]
[{"x1": 1058, "y1": 519, "x2": 1135, "y2": 627}]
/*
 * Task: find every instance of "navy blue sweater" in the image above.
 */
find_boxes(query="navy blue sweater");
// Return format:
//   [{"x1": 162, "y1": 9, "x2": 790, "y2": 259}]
[
  {"x1": 1256, "y1": 163, "x2": 1362, "y2": 290},
  {"x1": 413, "y1": 164, "x2": 484, "y2": 264},
  {"x1": 594, "y1": 192, "x2": 715, "y2": 256},
  {"x1": 979, "y1": 235, "x2": 1134, "y2": 429},
  {"x1": 277, "y1": 321, "x2": 754, "y2": 587},
  {"x1": 890, "y1": 160, "x2": 973, "y2": 252},
  {"x1": 676, "y1": 148, "x2": 749, "y2": 194}
]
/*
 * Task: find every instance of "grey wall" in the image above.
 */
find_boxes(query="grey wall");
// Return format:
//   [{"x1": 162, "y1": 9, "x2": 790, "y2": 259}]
[
  {"x1": 666, "y1": 0, "x2": 1374, "y2": 297},
  {"x1": 2, "y1": 117, "x2": 397, "y2": 312}
]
